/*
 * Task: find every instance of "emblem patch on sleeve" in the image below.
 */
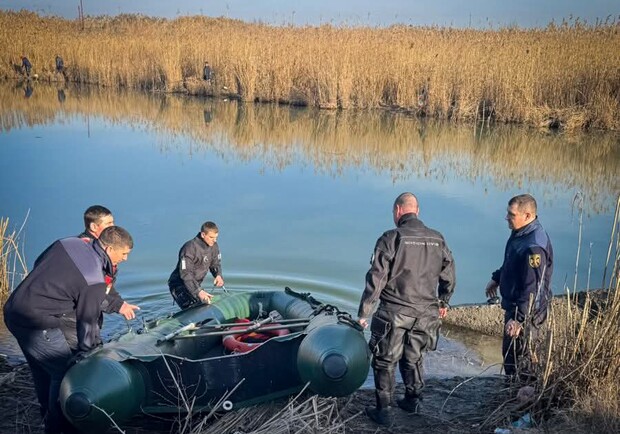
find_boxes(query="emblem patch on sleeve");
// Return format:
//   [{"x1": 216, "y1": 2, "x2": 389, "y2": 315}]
[
  {"x1": 181, "y1": 258, "x2": 186, "y2": 270},
  {"x1": 528, "y1": 254, "x2": 541, "y2": 268}
]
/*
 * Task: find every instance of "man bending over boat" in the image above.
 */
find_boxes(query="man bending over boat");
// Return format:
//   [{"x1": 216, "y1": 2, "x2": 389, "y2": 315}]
[
  {"x1": 77, "y1": 205, "x2": 140, "y2": 324},
  {"x1": 357, "y1": 192, "x2": 456, "y2": 426},
  {"x1": 168, "y1": 221, "x2": 225, "y2": 309},
  {"x1": 3, "y1": 226, "x2": 134, "y2": 434}
]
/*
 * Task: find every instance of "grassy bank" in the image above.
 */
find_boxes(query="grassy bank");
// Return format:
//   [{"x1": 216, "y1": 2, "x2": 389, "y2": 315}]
[{"x1": 1, "y1": 11, "x2": 619, "y2": 130}]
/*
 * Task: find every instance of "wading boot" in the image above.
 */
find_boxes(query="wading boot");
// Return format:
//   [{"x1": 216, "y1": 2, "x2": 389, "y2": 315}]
[
  {"x1": 365, "y1": 406, "x2": 393, "y2": 426},
  {"x1": 396, "y1": 396, "x2": 420, "y2": 413}
]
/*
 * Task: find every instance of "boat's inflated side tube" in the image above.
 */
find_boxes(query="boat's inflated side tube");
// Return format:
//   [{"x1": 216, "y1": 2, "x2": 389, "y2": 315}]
[
  {"x1": 296, "y1": 314, "x2": 370, "y2": 397},
  {"x1": 59, "y1": 356, "x2": 145, "y2": 433}
]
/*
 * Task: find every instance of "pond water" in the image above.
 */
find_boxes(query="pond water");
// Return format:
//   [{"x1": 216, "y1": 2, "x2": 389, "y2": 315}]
[{"x1": 1, "y1": 82, "x2": 618, "y2": 377}]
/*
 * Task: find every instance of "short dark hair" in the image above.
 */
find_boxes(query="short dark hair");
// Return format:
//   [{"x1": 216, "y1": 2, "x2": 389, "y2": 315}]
[
  {"x1": 99, "y1": 226, "x2": 133, "y2": 249},
  {"x1": 509, "y1": 194, "x2": 537, "y2": 214},
  {"x1": 393, "y1": 192, "x2": 418, "y2": 208},
  {"x1": 201, "y1": 221, "x2": 219, "y2": 233},
  {"x1": 83, "y1": 205, "x2": 112, "y2": 229}
]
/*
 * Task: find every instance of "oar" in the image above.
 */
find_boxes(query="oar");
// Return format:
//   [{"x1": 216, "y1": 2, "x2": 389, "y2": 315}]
[
  {"x1": 199, "y1": 317, "x2": 311, "y2": 330},
  {"x1": 174, "y1": 322, "x2": 310, "y2": 339},
  {"x1": 156, "y1": 318, "x2": 212, "y2": 345}
]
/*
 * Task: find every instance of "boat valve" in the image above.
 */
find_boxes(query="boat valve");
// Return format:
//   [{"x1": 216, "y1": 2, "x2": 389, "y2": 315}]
[{"x1": 222, "y1": 400, "x2": 233, "y2": 411}]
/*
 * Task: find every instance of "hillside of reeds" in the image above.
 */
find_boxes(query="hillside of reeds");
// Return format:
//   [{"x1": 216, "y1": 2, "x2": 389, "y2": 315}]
[{"x1": 1, "y1": 11, "x2": 619, "y2": 131}]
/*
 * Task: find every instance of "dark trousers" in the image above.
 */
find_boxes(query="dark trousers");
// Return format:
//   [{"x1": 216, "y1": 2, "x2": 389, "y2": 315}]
[
  {"x1": 169, "y1": 285, "x2": 201, "y2": 310},
  {"x1": 368, "y1": 308, "x2": 441, "y2": 408},
  {"x1": 502, "y1": 311, "x2": 541, "y2": 378},
  {"x1": 5, "y1": 320, "x2": 78, "y2": 434}
]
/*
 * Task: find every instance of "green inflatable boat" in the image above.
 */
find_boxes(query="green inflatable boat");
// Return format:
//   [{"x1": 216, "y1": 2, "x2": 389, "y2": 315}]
[{"x1": 59, "y1": 287, "x2": 371, "y2": 432}]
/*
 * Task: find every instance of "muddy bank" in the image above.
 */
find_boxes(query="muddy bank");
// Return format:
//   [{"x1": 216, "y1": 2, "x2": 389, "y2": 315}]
[
  {"x1": 443, "y1": 303, "x2": 505, "y2": 337},
  {"x1": 0, "y1": 355, "x2": 515, "y2": 434},
  {"x1": 443, "y1": 289, "x2": 613, "y2": 338}
]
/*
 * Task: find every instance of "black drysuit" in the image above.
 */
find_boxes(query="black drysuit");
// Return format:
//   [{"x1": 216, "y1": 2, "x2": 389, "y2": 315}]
[
  {"x1": 168, "y1": 234, "x2": 222, "y2": 309},
  {"x1": 358, "y1": 213, "x2": 456, "y2": 409}
]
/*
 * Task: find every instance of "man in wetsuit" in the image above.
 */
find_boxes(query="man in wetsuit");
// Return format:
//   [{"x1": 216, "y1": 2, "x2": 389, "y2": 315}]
[
  {"x1": 3, "y1": 226, "x2": 134, "y2": 434},
  {"x1": 484, "y1": 194, "x2": 553, "y2": 379},
  {"x1": 168, "y1": 221, "x2": 225, "y2": 309},
  {"x1": 358, "y1": 192, "x2": 456, "y2": 425}
]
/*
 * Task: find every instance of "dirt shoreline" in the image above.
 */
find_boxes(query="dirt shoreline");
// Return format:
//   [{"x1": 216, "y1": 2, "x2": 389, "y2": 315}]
[
  {"x1": 0, "y1": 303, "x2": 519, "y2": 434},
  {"x1": 0, "y1": 357, "x2": 513, "y2": 434}
]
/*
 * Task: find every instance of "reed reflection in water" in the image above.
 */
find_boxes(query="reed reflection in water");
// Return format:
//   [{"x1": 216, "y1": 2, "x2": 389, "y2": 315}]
[
  {"x1": 2, "y1": 82, "x2": 618, "y2": 211},
  {"x1": 0, "y1": 83, "x2": 617, "y2": 361}
]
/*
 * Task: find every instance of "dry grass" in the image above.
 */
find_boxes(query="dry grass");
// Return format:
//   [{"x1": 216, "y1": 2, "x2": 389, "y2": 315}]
[
  {"x1": 1, "y1": 11, "x2": 619, "y2": 130},
  {"x1": 0, "y1": 217, "x2": 28, "y2": 299}
]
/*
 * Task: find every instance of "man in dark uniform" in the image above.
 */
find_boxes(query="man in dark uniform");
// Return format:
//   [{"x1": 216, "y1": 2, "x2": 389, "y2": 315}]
[
  {"x1": 21, "y1": 55, "x2": 32, "y2": 77},
  {"x1": 358, "y1": 192, "x2": 456, "y2": 425},
  {"x1": 78, "y1": 205, "x2": 140, "y2": 324},
  {"x1": 485, "y1": 194, "x2": 553, "y2": 378},
  {"x1": 55, "y1": 55, "x2": 64, "y2": 74},
  {"x1": 203, "y1": 61, "x2": 212, "y2": 82},
  {"x1": 168, "y1": 221, "x2": 225, "y2": 309},
  {"x1": 3, "y1": 226, "x2": 134, "y2": 434}
]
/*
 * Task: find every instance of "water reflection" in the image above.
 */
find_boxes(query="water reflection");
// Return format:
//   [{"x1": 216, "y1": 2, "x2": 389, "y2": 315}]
[
  {"x1": 57, "y1": 88, "x2": 66, "y2": 104},
  {"x1": 0, "y1": 83, "x2": 617, "y2": 211},
  {"x1": 22, "y1": 81, "x2": 33, "y2": 98}
]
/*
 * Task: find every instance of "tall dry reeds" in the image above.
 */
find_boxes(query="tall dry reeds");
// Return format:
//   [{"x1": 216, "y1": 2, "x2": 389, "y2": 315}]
[
  {"x1": 1, "y1": 11, "x2": 619, "y2": 130},
  {"x1": 0, "y1": 217, "x2": 28, "y2": 299}
]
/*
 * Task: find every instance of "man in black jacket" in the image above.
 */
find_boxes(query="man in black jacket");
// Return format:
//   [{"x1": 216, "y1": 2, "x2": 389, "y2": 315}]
[
  {"x1": 358, "y1": 192, "x2": 456, "y2": 425},
  {"x1": 78, "y1": 205, "x2": 140, "y2": 323},
  {"x1": 168, "y1": 221, "x2": 225, "y2": 309},
  {"x1": 3, "y1": 226, "x2": 134, "y2": 434},
  {"x1": 484, "y1": 194, "x2": 553, "y2": 378}
]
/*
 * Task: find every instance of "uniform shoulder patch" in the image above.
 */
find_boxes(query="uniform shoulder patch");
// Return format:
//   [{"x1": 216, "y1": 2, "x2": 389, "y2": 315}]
[{"x1": 528, "y1": 253, "x2": 541, "y2": 268}]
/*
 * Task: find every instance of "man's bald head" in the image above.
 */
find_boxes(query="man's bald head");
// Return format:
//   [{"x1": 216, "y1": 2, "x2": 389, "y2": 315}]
[{"x1": 393, "y1": 192, "x2": 419, "y2": 225}]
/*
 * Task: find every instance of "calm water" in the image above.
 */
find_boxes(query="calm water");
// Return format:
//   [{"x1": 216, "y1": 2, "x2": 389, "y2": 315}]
[{"x1": 1, "y1": 82, "x2": 618, "y2": 375}]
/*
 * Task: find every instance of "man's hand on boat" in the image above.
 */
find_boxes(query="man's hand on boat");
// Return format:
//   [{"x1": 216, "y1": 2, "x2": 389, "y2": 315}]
[
  {"x1": 198, "y1": 289, "x2": 214, "y2": 304},
  {"x1": 358, "y1": 317, "x2": 369, "y2": 329},
  {"x1": 213, "y1": 275, "x2": 225, "y2": 287},
  {"x1": 119, "y1": 301, "x2": 141, "y2": 320}
]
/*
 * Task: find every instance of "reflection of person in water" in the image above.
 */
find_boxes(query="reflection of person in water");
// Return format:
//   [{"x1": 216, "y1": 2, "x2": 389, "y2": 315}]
[
  {"x1": 203, "y1": 109, "x2": 212, "y2": 124},
  {"x1": 57, "y1": 88, "x2": 66, "y2": 103},
  {"x1": 24, "y1": 82, "x2": 33, "y2": 98}
]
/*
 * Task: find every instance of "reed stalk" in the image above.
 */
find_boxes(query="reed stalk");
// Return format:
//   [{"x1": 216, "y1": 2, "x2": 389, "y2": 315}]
[{"x1": 0, "y1": 217, "x2": 28, "y2": 299}]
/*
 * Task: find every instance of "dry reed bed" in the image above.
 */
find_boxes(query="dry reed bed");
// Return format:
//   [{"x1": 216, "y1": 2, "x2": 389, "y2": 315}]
[
  {"x1": 0, "y1": 217, "x2": 28, "y2": 299},
  {"x1": 1, "y1": 11, "x2": 619, "y2": 130},
  {"x1": 1, "y1": 84, "x2": 618, "y2": 212}
]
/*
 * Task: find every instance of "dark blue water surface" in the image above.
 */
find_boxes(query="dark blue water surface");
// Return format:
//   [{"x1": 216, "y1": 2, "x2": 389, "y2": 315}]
[{"x1": 1, "y1": 83, "x2": 618, "y2": 376}]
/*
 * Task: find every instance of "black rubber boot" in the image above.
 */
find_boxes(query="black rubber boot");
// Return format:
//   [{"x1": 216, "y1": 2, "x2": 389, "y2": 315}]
[
  {"x1": 365, "y1": 406, "x2": 393, "y2": 426},
  {"x1": 396, "y1": 396, "x2": 420, "y2": 413},
  {"x1": 367, "y1": 369, "x2": 394, "y2": 425}
]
